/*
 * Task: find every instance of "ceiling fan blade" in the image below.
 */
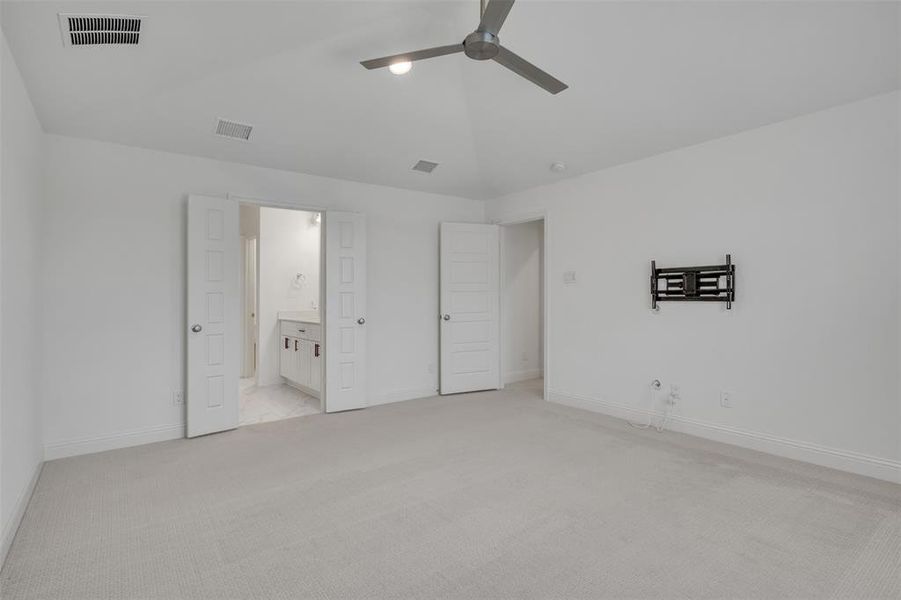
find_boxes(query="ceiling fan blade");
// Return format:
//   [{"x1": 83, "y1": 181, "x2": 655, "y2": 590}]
[
  {"x1": 360, "y1": 44, "x2": 463, "y2": 70},
  {"x1": 492, "y1": 45, "x2": 568, "y2": 94},
  {"x1": 478, "y1": 0, "x2": 515, "y2": 35}
]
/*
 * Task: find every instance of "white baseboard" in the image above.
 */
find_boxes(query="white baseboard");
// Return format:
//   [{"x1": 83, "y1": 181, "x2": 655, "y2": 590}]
[
  {"x1": 44, "y1": 424, "x2": 184, "y2": 461},
  {"x1": 1, "y1": 460, "x2": 43, "y2": 570},
  {"x1": 548, "y1": 389, "x2": 901, "y2": 484},
  {"x1": 504, "y1": 369, "x2": 543, "y2": 384},
  {"x1": 369, "y1": 387, "x2": 438, "y2": 407}
]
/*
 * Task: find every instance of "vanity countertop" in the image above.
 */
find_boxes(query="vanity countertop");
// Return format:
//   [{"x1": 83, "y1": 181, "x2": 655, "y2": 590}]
[{"x1": 278, "y1": 310, "x2": 320, "y2": 325}]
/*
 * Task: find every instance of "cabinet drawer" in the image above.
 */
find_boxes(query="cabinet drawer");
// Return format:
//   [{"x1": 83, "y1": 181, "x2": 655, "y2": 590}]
[{"x1": 279, "y1": 321, "x2": 321, "y2": 342}]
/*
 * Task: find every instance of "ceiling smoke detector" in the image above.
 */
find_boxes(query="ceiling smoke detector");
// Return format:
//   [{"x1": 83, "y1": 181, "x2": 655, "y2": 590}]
[
  {"x1": 215, "y1": 118, "x2": 253, "y2": 141},
  {"x1": 412, "y1": 160, "x2": 439, "y2": 174},
  {"x1": 58, "y1": 14, "x2": 145, "y2": 47}
]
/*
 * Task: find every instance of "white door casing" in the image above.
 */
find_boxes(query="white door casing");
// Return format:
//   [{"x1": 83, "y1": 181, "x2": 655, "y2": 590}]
[
  {"x1": 187, "y1": 195, "x2": 240, "y2": 437},
  {"x1": 440, "y1": 223, "x2": 500, "y2": 394},
  {"x1": 325, "y1": 211, "x2": 367, "y2": 412},
  {"x1": 241, "y1": 236, "x2": 258, "y2": 378}
]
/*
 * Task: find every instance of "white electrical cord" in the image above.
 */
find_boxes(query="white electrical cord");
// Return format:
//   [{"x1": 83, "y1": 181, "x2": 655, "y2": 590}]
[
  {"x1": 656, "y1": 394, "x2": 673, "y2": 432},
  {"x1": 629, "y1": 379, "x2": 671, "y2": 432}
]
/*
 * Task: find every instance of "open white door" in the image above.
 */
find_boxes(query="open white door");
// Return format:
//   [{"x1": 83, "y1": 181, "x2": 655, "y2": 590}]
[
  {"x1": 325, "y1": 211, "x2": 367, "y2": 412},
  {"x1": 187, "y1": 195, "x2": 240, "y2": 437},
  {"x1": 439, "y1": 223, "x2": 500, "y2": 394}
]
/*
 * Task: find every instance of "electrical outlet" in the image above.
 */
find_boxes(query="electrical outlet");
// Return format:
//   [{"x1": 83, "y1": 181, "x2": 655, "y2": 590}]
[
  {"x1": 720, "y1": 391, "x2": 733, "y2": 408},
  {"x1": 173, "y1": 390, "x2": 184, "y2": 405}
]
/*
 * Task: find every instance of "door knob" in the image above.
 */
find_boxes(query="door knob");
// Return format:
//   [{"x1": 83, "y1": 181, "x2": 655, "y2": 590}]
[
  {"x1": 442, "y1": 314, "x2": 451, "y2": 321},
  {"x1": 357, "y1": 317, "x2": 366, "y2": 325},
  {"x1": 191, "y1": 324, "x2": 202, "y2": 333}
]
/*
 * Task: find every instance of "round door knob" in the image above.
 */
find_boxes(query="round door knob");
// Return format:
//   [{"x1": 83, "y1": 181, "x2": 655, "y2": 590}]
[
  {"x1": 442, "y1": 314, "x2": 451, "y2": 321},
  {"x1": 357, "y1": 317, "x2": 365, "y2": 325},
  {"x1": 191, "y1": 324, "x2": 202, "y2": 333}
]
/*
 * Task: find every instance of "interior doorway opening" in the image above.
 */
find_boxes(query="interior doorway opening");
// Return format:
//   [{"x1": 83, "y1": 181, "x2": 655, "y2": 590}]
[
  {"x1": 188, "y1": 195, "x2": 368, "y2": 437},
  {"x1": 239, "y1": 203, "x2": 323, "y2": 426},
  {"x1": 500, "y1": 218, "x2": 545, "y2": 400}
]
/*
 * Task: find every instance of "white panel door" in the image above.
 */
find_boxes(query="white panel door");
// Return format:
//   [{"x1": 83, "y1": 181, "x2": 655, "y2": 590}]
[
  {"x1": 187, "y1": 195, "x2": 240, "y2": 437},
  {"x1": 440, "y1": 223, "x2": 500, "y2": 394},
  {"x1": 325, "y1": 211, "x2": 367, "y2": 412}
]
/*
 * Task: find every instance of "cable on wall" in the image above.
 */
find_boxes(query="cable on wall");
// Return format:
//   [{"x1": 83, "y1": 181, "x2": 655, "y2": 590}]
[{"x1": 629, "y1": 379, "x2": 674, "y2": 433}]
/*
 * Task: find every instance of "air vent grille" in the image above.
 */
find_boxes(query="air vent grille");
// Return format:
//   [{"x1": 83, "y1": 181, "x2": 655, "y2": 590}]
[
  {"x1": 58, "y1": 14, "x2": 144, "y2": 46},
  {"x1": 412, "y1": 160, "x2": 439, "y2": 173},
  {"x1": 215, "y1": 119, "x2": 253, "y2": 141}
]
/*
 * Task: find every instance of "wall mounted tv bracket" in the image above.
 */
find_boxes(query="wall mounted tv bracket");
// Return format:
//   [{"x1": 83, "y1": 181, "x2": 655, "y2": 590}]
[{"x1": 651, "y1": 254, "x2": 735, "y2": 310}]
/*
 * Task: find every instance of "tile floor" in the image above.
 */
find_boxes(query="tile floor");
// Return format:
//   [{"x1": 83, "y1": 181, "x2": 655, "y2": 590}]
[{"x1": 239, "y1": 377, "x2": 320, "y2": 426}]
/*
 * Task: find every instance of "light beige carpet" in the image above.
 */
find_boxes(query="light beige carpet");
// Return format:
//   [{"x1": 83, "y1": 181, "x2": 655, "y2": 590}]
[{"x1": 1, "y1": 380, "x2": 899, "y2": 599}]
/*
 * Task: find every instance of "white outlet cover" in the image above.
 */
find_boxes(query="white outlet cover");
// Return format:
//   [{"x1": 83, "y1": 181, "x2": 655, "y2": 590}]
[{"x1": 720, "y1": 391, "x2": 733, "y2": 408}]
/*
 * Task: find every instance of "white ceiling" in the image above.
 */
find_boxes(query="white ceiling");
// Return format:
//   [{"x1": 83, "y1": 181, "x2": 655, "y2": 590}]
[{"x1": 2, "y1": 1, "x2": 898, "y2": 200}]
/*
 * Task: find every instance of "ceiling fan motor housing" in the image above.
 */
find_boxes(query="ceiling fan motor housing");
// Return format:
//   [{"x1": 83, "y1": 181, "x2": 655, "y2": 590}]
[{"x1": 464, "y1": 31, "x2": 499, "y2": 60}]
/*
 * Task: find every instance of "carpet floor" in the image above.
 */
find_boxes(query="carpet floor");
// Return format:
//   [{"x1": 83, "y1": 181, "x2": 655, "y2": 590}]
[{"x1": 1, "y1": 380, "x2": 899, "y2": 599}]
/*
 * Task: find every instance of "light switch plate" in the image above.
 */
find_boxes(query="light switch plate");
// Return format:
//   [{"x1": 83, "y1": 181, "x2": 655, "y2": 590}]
[{"x1": 563, "y1": 271, "x2": 577, "y2": 284}]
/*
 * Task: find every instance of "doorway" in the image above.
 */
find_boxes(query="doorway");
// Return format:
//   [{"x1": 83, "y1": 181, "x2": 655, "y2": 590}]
[
  {"x1": 238, "y1": 203, "x2": 322, "y2": 426},
  {"x1": 500, "y1": 218, "x2": 545, "y2": 399},
  {"x1": 187, "y1": 194, "x2": 370, "y2": 437}
]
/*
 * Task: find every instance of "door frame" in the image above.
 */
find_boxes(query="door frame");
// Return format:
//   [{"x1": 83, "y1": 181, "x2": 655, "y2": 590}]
[
  {"x1": 495, "y1": 211, "x2": 549, "y2": 402},
  {"x1": 240, "y1": 235, "x2": 258, "y2": 380},
  {"x1": 229, "y1": 194, "x2": 329, "y2": 413}
]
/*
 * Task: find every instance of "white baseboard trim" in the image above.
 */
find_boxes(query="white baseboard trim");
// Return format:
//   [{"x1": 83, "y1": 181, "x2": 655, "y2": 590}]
[
  {"x1": 504, "y1": 369, "x2": 543, "y2": 384},
  {"x1": 369, "y1": 387, "x2": 438, "y2": 407},
  {"x1": 44, "y1": 424, "x2": 184, "y2": 461},
  {"x1": 1, "y1": 460, "x2": 43, "y2": 570},
  {"x1": 549, "y1": 389, "x2": 901, "y2": 484}
]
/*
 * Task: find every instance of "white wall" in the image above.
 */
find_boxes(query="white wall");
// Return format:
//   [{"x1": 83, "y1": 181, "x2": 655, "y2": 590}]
[
  {"x1": 0, "y1": 32, "x2": 44, "y2": 562},
  {"x1": 488, "y1": 92, "x2": 901, "y2": 481},
  {"x1": 502, "y1": 220, "x2": 543, "y2": 383},
  {"x1": 41, "y1": 135, "x2": 484, "y2": 458},
  {"x1": 258, "y1": 207, "x2": 320, "y2": 386}
]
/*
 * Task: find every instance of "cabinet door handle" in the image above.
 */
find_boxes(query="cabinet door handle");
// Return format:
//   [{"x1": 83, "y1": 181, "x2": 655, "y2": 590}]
[
  {"x1": 314, "y1": 343, "x2": 320, "y2": 357},
  {"x1": 284, "y1": 337, "x2": 289, "y2": 349},
  {"x1": 294, "y1": 340, "x2": 298, "y2": 351}
]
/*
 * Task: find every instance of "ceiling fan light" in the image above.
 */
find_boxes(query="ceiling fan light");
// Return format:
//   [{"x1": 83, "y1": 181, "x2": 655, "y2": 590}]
[{"x1": 388, "y1": 61, "x2": 412, "y2": 75}]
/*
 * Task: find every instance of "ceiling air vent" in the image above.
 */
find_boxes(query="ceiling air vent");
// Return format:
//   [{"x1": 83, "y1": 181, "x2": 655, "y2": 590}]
[
  {"x1": 412, "y1": 160, "x2": 439, "y2": 174},
  {"x1": 215, "y1": 118, "x2": 253, "y2": 141},
  {"x1": 58, "y1": 14, "x2": 145, "y2": 47}
]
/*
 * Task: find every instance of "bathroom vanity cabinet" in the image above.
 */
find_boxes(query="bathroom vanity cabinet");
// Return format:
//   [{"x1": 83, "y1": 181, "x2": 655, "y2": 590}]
[{"x1": 278, "y1": 318, "x2": 321, "y2": 398}]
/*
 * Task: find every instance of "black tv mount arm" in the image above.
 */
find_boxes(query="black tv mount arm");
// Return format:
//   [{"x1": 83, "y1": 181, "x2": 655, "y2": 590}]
[{"x1": 651, "y1": 254, "x2": 735, "y2": 310}]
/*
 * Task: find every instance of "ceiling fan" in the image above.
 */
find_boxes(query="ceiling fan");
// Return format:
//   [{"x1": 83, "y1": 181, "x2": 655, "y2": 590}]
[{"x1": 360, "y1": 0, "x2": 567, "y2": 94}]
